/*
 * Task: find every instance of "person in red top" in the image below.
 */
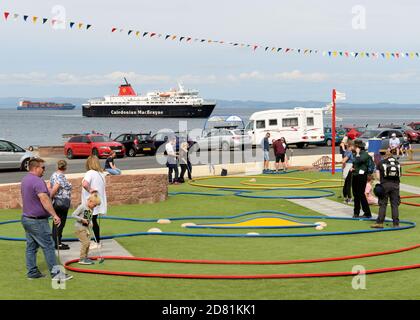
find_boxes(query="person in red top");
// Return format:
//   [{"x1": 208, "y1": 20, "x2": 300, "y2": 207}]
[{"x1": 273, "y1": 137, "x2": 287, "y2": 172}]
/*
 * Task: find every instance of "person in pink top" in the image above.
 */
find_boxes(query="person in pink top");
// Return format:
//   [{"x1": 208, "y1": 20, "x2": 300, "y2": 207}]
[{"x1": 365, "y1": 175, "x2": 378, "y2": 205}]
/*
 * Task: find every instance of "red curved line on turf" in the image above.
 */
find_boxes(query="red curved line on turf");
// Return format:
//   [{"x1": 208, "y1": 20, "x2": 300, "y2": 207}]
[
  {"x1": 401, "y1": 194, "x2": 420, "y2": 207},
  {"x1": 64, "y1": 260, "x2": 420, "y2": 279},
  {"x1": 64, "y1": 244, "x2": 420, "y2": 279}
]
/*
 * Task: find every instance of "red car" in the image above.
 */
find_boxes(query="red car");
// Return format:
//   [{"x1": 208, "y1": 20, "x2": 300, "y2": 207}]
[
  {"x1": 64, "y1": 134, "x2": 125, "y2": 159},
  {"x1": 407, "y1": 122, "x2": 420, "y2": 142}
]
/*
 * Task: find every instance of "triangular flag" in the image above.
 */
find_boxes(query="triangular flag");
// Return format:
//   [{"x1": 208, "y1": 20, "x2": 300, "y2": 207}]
[
  {"x1": 233, "y1": 43, "x2": 238, "y2": 46},
  {"x1": 344, "y1": 52, "x2": 349, "y2": 57},
  {"x1": 271, "y1": 47, "x2": 276, "y2": 52},
  {"x1": 395, "y1": 53, "x2": 399, "y2": 58},
  {"x1": 13, "y1": 13, "x2": 19, "y2": 20},
  {"x1": 43, "y1": 18, "x2": 48, "y2": 24},
  {"x1": 187, "y1": 37, "x2": 192, "y2": 42},
  {"x1": 143, "y1": 32, "x2": 148, "y2": 37},
  {"x1": 4, "y1": 12, "x2": 10, "y2": 20},
  {"x1": 128, "y1": 30, "x2": 133, "y2": 35},
  {"x1": 328, "y1": 51, "x2": 332, "y2": 56},
  {"x1": 265, "y1": 47, "x2": 269, "y2": 51},
  {"x1": 253, "y1": 45, "x2": 258, "y2": 51},
  {"x1": 111, "y1": 27, "x2": 117, "y2": 33},
  {"x1": 285, "y1": 48, "x2": 291, "y2": 53},
  {"x1": 69, "y1": 22, "x2": 75, "y2": 28},
  {"x1": 339, "y1": 51, "x2": 343, "y2": 56},
  {"x1": 201, "y1": 39, "x2": 206, "y2": 42},
  {"x1": 150, "y1": 32, "x2": 156, "y2": 37},
  {"x1": 33, "y1": 16, "x2": 38, "y2": 24},
  {"x1": 86, "y1": 24, "x2": 92, "y2": 30},
  {"x1": 322, "y1": 51, "x2": 327, "y2": 56},
  {"x1": 180, "y1": 36, "x2": 185, "y2": 42},
  {"x1": 354, "y1": 52, "x2": 359, "y2": 58},
  {"x1": 209, "y1": 40, "x2": 213, "y2": 43},
  {"x1": 416, "y1": 53, "x2": 420, "y2": 58},
  {"x1": 277, "y1": 48, "x2": 282, "y2": 52},
  {"x1": 381, "y1": 53, "x2": 385, "y2": 58},
  {"x1": 24, "y1": 15, "x2": 29, "y2": 21},
  {"x1": 171, "y1": 35, "x2": 177, "y2": 40},
  {"x1": 78, "y1": 23, "x2": 83, "y2": 29},
  {"x1": 135, "y1": 31, "x2": 140, "y2": 36}
]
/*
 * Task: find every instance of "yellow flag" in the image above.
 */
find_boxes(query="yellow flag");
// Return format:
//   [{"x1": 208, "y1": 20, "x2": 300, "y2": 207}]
[
  {"x1": 386, "y1": 52, "x2": 391, "y2": 59},
  {"x1": 333, "y1": 51, "x2": 338, "y2": 57},
  {"x1": 78, "y1": 23, "x2": 83, "y2": 29},
  {"x1": 171, "y1": 35, "x2": 177, "y2": 40},
  {"x1": 136, "y1": 31, "x2": 140, "y2": 37},
  {"x1": 33, "y1": 16, "x2": 38, "y2": 24}
]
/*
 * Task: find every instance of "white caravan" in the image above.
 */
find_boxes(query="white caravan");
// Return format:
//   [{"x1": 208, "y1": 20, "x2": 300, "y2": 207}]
[{"x1": 245, "y1": 108, "x2": 325, "y2": 148}]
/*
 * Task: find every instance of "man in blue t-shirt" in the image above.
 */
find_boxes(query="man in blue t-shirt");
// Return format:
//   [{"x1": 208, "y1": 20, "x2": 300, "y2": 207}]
[
  {"x1": 261, "y1": 132, "x2": 270, "y2": 172},
  {"x1": 21, "y1": 158, "x2": 72, "y2": 281}
]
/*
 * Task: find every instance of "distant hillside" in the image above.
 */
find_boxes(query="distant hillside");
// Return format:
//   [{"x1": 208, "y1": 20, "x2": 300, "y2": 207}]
[{"x1": 0, "y1": 97, "x2": 419, "y2": 109}]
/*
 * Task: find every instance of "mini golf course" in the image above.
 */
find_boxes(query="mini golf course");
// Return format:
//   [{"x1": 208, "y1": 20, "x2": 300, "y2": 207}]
[{"x1": 0, "y1": 169, "x2": 419, "y2": 299}]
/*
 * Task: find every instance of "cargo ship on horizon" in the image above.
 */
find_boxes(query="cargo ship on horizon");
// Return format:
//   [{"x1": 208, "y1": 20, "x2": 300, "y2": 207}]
[
  {"x1": 82, "y1": 78, "x2": 216, "y2": 118},
  {"x1": 17, "y1": 100, "x2": 76, "y2": 110}
]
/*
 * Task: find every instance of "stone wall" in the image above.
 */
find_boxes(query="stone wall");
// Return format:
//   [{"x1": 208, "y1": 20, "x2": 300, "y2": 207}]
[{"x1": 0, "y1": 174, "x2": 167, "y2": 210}]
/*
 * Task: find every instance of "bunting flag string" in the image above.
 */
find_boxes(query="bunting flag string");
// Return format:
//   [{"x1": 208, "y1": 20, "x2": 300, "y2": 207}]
[{"x1": 1, "y1": 9, "x2": 419, "y2": 60}]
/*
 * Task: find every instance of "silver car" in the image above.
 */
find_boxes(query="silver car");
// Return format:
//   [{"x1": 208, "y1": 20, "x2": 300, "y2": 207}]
[
  {"x1": 0, "y1": 139, "x2": 34, "y2": 171},
  {"x1": 195, "y1": 129, "x2": 252, "y2": 151},
  {"x1": 358, "y1": 128, "x2": 404, "y2": 150}
]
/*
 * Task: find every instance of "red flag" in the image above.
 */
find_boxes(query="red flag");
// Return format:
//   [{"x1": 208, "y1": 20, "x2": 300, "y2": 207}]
[
  {"x1": 285, "y1": 48, "x2": 290, "y2": 53},
  {"x1": 253, "y1": 45, "x2": 258, "y2": 51},
  {"x1": 3, "y1": 12, "x2": 10, "y2": 20},
  {"x1": 150, "y1": 32, "x2": 156, "y2": 37},
  {"x1": 111, "y1": 27, "x2": 117, "y2": 32}
]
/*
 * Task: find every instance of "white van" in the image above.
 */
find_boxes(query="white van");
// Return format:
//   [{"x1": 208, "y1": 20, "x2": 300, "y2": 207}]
[{"x1": 245, "y1": 108, "x2": 325, "y2": 148}]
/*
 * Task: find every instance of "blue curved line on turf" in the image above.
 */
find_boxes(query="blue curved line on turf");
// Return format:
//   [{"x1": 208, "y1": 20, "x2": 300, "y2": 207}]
[
  {"x1": 0, "y1": 211, "x2": 415, "y2": 240},
  {"x1": 170, "y1": 188, "x2": 335, "y2": 200},
  {"x1": 262, "y1": 169, "x2": 301, "y2": 175},
  {"x1": 234, "y1": 188, "x2": 335, "y2": 199}
]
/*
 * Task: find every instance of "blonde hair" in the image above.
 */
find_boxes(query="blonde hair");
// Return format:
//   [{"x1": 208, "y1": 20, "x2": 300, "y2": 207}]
[
  {"x1": 85, "y1": 155, "x2": 103, "y2": 172},
  {"x1": 181, "y1": 142, "x2": 189, "y2": 150},
  {"x1": 57, "y1": 160, "x2": 67, "y2": 171},
  {"x1": 87, "y1": 193, "x2": 101, "y2": 206}
]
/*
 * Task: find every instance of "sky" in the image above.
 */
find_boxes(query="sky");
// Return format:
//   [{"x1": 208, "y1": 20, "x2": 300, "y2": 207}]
[{"x1": 1, "y1": 0, "x2": 420, "y2": 103}]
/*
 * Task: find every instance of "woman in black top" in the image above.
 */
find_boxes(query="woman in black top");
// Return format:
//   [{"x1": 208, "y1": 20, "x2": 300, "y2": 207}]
[
  {"x1": 179, "y1": 142, "x2": 192, "y2": 183},
  {"x1": 104, "y1": 151, "x2": 121, "y2": 175}
]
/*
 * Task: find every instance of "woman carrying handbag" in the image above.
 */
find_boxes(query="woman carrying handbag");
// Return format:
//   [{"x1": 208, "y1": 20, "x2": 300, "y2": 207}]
[{"x1": 49, "y1": 160, "x2": 72, "y2": 250}]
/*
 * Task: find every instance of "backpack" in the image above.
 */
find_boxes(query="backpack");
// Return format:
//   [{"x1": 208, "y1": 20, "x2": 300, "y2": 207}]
[
  {"x1": 382, "y1": 157, "x2": 401, "y2": 178},
  {"x1": 367, "y1": 155, "x2": 376, "y2": 175}
]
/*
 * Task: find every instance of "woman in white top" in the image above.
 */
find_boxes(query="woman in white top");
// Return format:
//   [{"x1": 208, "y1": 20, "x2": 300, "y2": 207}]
[{"x1": 82, "y1": 156, "x2": 107, "y2": 248}]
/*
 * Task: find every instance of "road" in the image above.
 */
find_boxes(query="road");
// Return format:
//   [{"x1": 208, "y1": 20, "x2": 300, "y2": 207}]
[
  {"x1": 0, "y1": 145, "x2": 338, "y2": 183},
  {"x1": 1, "y1": 145, "x2": 417, "y2": 184}
]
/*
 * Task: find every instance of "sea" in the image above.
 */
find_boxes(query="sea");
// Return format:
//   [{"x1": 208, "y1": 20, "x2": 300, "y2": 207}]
[{"x1": 0, "y1": 106, "x2": 419, "y2": 148}]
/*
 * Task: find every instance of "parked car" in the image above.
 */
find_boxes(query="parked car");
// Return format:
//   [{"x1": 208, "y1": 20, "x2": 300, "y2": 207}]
[
  {"x1": 114, "y1": 133, "x2": 156, "y2": 157},
  {"x1": 358, "y1": 128, "x2": 404, "y2": 151},
  {"x1": 408, "y1": 122, "x2": 420, "y2": 143},
  {"x1": 380, "y1": 124, "x2": 419, "y2": 143},
  {"x1": 64, "y1": 134, "x2": 125, "y2": 159},
  {"x1": 311, "y1": 127, "x2": 346, "y2": 146},
  {"x1": 194, "y1": 128, "x2": 252, "y2": 151},
  {"x1": 0, "y1": 139, "x2": 34, "y2": 171}
]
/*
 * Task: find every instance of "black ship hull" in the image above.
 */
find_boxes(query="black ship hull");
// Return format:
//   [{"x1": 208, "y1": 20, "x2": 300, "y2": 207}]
[{"x1": 82, "y1": 103, "x2": 216, "y2": 118}]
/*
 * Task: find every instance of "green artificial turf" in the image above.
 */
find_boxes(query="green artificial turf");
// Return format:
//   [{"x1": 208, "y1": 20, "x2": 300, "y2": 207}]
[{"x1": 0, "y1": 170, "x2": 419, "y2": 300}]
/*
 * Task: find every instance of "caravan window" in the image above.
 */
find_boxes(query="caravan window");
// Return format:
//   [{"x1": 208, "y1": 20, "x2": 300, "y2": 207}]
[
  {"x1": 307, "y1": 117, "x2": 314, "y2": 126},
  {"x1": 269, "y1": 119, "x2": 278, "y2": 126},
  {"x1": 256, "y1": 120, "x2": 266, "y2": 129},
  {"x1": 282, "y1": 118, "x2": 298, "y2": 127}
]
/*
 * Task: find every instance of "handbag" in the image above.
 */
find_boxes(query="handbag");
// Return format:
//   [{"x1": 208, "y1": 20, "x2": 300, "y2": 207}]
[{"x1": 53, "y1": 197, "x2": 71, "y2": 210}]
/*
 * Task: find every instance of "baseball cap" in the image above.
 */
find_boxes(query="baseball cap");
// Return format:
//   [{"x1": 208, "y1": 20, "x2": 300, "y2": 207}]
[{"x1": 391, "y1": 133, "x2": 396, "y2": 137}]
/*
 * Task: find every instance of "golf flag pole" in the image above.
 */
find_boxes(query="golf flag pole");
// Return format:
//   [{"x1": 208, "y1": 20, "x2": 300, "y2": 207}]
[{"x1": 332, "y1": 89, "x2": 336, "y2": 175}]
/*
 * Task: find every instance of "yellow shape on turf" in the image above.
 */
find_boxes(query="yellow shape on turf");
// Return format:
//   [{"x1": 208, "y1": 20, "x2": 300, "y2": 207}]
[{"x1": 204, "y1": 217, "x2": 305, "y2": 227}]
